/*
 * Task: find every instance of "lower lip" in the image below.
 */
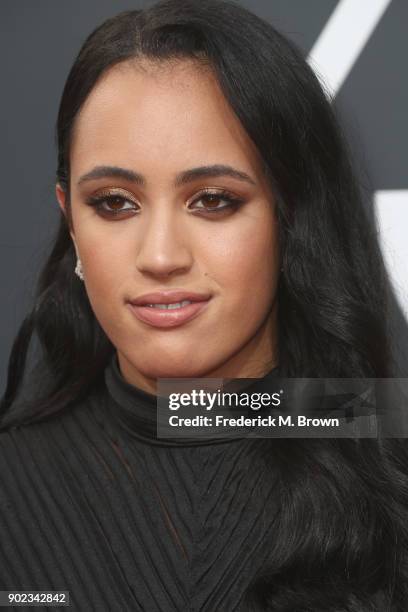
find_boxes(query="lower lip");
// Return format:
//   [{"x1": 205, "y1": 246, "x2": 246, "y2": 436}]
[{"x1": 127, "y1": 299, "x2": 211, "y2": 328}]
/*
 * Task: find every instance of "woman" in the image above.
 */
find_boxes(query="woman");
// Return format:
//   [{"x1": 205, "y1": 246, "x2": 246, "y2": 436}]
[{"x1": 1, "y1": 0, "x2": 407, "y2": 610}]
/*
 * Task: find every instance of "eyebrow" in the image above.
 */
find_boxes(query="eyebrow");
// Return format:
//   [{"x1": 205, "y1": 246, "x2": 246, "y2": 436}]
[{"x1": 77, "y1": 164, "x2": 257, "y2": 187}]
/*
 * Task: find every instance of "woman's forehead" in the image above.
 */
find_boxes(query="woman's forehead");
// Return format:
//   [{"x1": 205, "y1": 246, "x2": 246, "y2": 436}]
[{"x1": 70, "y1": 59, "x2": 266, "y2": 186}]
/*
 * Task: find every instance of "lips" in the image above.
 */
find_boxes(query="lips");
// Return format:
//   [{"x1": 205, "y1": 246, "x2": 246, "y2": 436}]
[
  {"x1": 129, "y1": 289, "x2": 212, "y2": 306},
  {"x1": 127, "y1": 299, "x2": 211, "y2": 328},
  {"x1": 127, "y1": 289, "x2": 212, "y2": 329}
]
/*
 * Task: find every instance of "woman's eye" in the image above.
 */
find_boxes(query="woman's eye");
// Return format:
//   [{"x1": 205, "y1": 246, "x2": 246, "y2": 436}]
[
  {"x1": 86, "y1": 190, "x2": 245, "y2": 219},
  {"x1": 86, "y1": 194, "x2": 139, "y2": 218},
  {"x1": 189, "y1": 191, "x2": 245, "y2": 215}
]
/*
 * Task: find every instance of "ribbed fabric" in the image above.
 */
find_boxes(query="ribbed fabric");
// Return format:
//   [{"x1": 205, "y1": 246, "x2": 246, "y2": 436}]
[{"x1": 0, "y1": 354, "x2": 280, "y2": 611}]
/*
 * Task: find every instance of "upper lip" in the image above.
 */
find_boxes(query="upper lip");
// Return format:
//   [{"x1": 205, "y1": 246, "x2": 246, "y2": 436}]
[{"x1": 129, "y1": 289, "x2": 212, "y2": 306}]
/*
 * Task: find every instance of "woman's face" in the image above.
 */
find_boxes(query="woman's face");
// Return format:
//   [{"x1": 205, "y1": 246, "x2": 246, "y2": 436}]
[{"x1": 56, "y1": 58, "x2": 280, "y2": 393}]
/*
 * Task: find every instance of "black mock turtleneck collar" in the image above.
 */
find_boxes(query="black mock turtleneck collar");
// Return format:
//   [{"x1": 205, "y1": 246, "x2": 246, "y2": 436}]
[{"x1": 104, "y1": 352, "x2": 280, "y2": 447}]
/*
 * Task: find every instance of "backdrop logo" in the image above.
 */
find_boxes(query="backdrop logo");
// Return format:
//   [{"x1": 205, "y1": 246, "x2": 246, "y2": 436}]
[{"x1": 308, "y1": 0, "x2": 408, "y2": 322}]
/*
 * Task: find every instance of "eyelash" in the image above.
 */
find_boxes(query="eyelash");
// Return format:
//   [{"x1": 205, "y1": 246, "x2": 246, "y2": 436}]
[{"x1": 85, "y1": 189, "x2": 245, "y2": 219}]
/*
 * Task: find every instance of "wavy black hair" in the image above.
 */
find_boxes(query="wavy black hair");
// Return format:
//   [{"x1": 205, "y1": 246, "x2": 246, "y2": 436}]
[{"x1": 1, "y1": 0, "x2": 408, "y2": 609}]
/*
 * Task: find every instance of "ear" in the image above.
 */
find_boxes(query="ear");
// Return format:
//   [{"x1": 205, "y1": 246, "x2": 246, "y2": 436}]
[{"x1": 56, "y1": 183, "x2": 77, "y2": 253}]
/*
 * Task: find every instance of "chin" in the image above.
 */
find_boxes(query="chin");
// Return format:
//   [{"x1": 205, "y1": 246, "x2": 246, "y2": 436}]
[
  {"x1": 140, "y1": 358, "x2": 210, "y2": 380},
  {"x1": 147, "y1": 365, "x2": 201, "y2": 379}
]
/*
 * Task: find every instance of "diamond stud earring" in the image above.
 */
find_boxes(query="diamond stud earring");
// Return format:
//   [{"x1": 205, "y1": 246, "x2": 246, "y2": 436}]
[{"x1": 75, "y1": 257, "x2": 84, "y2": 281}]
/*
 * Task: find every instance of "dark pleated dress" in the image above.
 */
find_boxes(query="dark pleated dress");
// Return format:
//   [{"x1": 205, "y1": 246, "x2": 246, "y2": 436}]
[{"x1": 0, "y1": 353, "x2": 279, "y2": 611}]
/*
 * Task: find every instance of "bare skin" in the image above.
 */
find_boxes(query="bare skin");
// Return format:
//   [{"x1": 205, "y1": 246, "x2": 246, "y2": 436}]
[{"x1": 56, "y1": 58, "x2": 280, "y2": 395}]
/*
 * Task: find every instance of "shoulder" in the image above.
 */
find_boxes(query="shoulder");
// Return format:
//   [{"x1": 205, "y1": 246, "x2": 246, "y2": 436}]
[
  {"x1": 0, "y1": 417, "x2": 57, "y2": 475},
  {"x1": 0, "y1": 396, "x2": 100, "y2": 466},
  {"x1": 0, "y1": 398, "x2": 100, "y2": 506}
]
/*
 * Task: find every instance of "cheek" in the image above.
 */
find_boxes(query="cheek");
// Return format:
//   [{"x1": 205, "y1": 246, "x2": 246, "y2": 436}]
[
  {"x1": 75, "y1": 231, "x2": 129, "y2": 332},
  {"x1": 207, "y1": 215, "x2": 279, "y2": 311},
  {"x1": 71, "y1": 207, "x2": 128, "y2": 286}
]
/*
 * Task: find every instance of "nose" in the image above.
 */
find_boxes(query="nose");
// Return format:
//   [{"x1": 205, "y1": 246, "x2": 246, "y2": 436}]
[{"x1": 135, "y1": 205, "x2": 192, "y2": 278}]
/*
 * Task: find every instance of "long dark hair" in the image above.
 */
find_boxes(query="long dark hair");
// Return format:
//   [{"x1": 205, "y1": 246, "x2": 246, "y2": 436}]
[{"x1": 1, "y1": 0, "x2": 407, "y2": 609}]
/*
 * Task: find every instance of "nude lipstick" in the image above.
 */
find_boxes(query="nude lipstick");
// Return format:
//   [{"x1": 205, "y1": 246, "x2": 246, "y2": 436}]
[{"x1": 127, "y1": 289, "x2": 212, "y2": 329}]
